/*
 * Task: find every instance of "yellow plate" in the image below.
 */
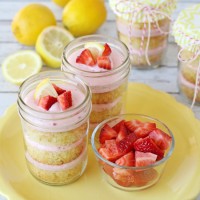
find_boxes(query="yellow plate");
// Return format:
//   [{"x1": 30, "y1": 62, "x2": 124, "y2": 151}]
[{"x1": 0, "y1": 83, "x2": 200, "y2": 200}]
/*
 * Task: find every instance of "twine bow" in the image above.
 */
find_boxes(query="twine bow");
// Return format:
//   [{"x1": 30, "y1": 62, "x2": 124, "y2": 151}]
[
  {"x1": 115, "y1": 0, "x2": 172, "y2": 66},
  {"x1": 178, "y1": 44, "x2": 200, "y2": 109}
]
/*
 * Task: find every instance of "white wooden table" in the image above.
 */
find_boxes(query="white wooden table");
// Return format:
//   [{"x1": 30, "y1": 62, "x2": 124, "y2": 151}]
[{"x1": 0, "y1": 0, "x2": 200, "y2": 200}]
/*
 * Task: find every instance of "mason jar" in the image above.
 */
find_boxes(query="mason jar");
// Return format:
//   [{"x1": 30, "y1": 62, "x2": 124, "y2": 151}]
[
  {"x1": 61, "y1": 35, "x2": 131, "y2": 136},
  {"x1": 17, "y1": 71, "x2": 91, "y2": 185}
]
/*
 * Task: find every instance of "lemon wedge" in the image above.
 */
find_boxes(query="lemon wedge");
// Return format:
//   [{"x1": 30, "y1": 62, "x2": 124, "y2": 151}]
[
  {"x1": 2, "y1": 50, "x2": 42, "y2": 85},
  {"x1": 84, "y1": 42, "x2": 104, "y2": 59},
  {"x1": 36, "y1": 26, "x2": 74, "y2": 68},
  {"x1": 34, "y1": 78, "x2": 58, "y2": 101}
]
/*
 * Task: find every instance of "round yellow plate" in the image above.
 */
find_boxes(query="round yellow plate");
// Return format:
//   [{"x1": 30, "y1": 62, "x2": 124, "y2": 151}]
[{"x1": 0, "y1": 83, "x2": 200, "y2": 200}]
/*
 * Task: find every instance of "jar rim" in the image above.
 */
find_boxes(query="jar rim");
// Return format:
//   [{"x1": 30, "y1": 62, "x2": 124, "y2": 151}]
[{"x1": 62, "y1": 34, "x2": 130, "y2": 77}]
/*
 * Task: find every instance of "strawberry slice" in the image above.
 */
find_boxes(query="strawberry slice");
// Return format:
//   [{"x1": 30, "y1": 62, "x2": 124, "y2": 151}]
[
  {"x1": 149, "y1": 128, "x2": 172, "y2": 150},
  {"x1": 124, "y1": 120, "x2": 143, "y2": 132},
  {"x1": 76, "y1": 49, "x2": 96, "y2": 66},
  {"x1": 57, "y1": 91, "x2": 72, "y2": 111},
  {"x1": 38, "y1": 95, "x2": 57, "y2": 110},
  {"x1": 134, "y1": 122, "x2": 156, "y2": 138},
  {"x1": 116, "y1": 123, "x2": 128, "y2": 143},
  {"x1": 52, "y1": 83, "x2": 66, "y2": 95},
  {"x1": 97, "y1": 56, "x2": 111, "y2": 70},
  {"x1": 134, "y1": 136, "x2": 164, "y2": 157},
  {"x1": 135, "y1": 151, "x2": 157, "y2": 167},
  {"x1": 99, "y1": 124, "x2": 117, "y2": 144},
  {"x1": 112, "y1": 120, "x2": 125, "y2": 132},
  {"x1": 102, "y1": 43, "x2": 112, "y2": 56},
  {"x1": 98, "y1": 146, "x2": 121, "y2": 162},
  {"x1": 115, "y1": 151, "x2": 135, "y2": 167},
  {"x1": 117, "y1": 132, "x2": 138, "y2": 154}
]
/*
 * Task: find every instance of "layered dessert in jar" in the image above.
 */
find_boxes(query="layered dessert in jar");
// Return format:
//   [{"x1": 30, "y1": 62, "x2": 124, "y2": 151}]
[
  {"x1": 173, "y1": 4, "x2": 200, "y2": 105},
  {"x1": 109, "y1": 0, "x2": 176, "y2": 69},
  {"x1": 17, "y1": 71, "x2": 91, "y2": 185},
  {"x1": 62, "y1": 35, "x2": 131, "y2": 135},
  {"x1": 91, "y1": 114, "x2": 174, "y2": 191}
]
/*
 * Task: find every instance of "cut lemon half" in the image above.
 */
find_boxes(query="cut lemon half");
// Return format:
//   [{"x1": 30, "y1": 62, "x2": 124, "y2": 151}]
[
  {"x1": 2, "y1": 50, "x2": 42, "y2": 85},
  {"x1": 36, "y1": 26, "x2": 74, "y2": 68},
  {"x1": 34, "y1": 78, "x2": 58, "y2": 101},
  {"x1": 84, "y1": 42, "x2": 104, "y2": 59}
]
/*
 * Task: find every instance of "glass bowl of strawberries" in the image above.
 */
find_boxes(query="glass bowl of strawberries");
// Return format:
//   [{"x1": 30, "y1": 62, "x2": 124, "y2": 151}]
[{"x1": 91, "y1": 114, "x2": 175, "y2": 191}]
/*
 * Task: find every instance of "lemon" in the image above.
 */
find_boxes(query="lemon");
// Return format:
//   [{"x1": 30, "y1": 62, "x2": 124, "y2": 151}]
[
  {"x1": 2, "y1": 51, "x2": 42, "y2": 85},
  {"x1": 62, "y1": 0, "x2": 107, "y2": 37},
  {"x1": 11, "y1": 4, "x2": 56, "y2": 46},
  {"x1": 36, "y1": 26, "x2": 74, "y2": 68},
  {"x1": 34, "y1": 78, "x2": 58, "y2": 101},
  {"x1": 52, "y1": 0, "x2": 71, "y2": 7},
  {"x1": 84, "y1": 42, "x2": 104, "y2": 58}
]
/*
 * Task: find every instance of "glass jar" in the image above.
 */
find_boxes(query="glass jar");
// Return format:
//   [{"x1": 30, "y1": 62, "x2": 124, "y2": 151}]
[
  {"x1": 109, "y1": 0, "x2": 176, "y2": 69},
  {"x1": 61, "y1": 35, "x2": 131, "y2": 136},
  {"x1": 178, "y1": 49, "x2": 200, "y2": 103},
  {"x1": 17, "y1": 71, "x2": 91, "y2": 185}
]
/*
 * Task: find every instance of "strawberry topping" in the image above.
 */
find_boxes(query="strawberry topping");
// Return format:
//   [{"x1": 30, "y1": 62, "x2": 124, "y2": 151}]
[
  {"x1": 52, "y1": 83, "x2": 66, "y2": 95},
  {"x1": 57, "y1": 91, "x2": 72, "y2": 111},
  {"x1": 97, "y1": 56, "x2": 111, "y2": 70},
  {"x1": 38, "y1": 95, "x2": 57, "y2": 110},
  {"x1": 116, "y1": 122, "x2": 128, "y2": 143},
  {"x1": 102, "y1": 43, "x2": 112, "y2": 56},
  {"x1": 76, "y1": 49, "x2": 96, "y2": 66}
]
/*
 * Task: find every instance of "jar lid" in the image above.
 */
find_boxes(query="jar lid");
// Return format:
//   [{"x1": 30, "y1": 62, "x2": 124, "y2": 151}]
[
  {"x1": 109, "y1": 0, "x2": 176, "y2": 23},
  {"x1": 173, "y1": 4, "x2": 200, "y2": 53}
]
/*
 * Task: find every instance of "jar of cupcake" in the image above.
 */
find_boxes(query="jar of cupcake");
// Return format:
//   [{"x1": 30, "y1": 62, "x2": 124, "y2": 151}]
[
  {"x1": 62, "y1": 35, "x2": 131, "y2": 135},
  {"x1": 173, "y1": 4, "x2": 200, "y2": 107},
  {"x1": 109, "y1": 0, "x2": 176, "y2": 69},
  {"x1": 17, "y1": 71, "x2": 91, "y2": 185}
]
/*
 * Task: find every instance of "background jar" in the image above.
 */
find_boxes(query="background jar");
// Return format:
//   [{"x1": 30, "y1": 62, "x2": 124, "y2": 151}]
[
  {"x1": 17, "y1": 71, "x2": 91, "y2": 185},
  {"x1": 109, "y1": 0, "x2": 176, "y2": 69},
  {"x1": 62, "y1": 35, "x2": 131, "y2": 135}
]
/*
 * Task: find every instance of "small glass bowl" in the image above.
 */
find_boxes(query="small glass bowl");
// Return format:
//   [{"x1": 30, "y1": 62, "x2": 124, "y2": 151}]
[{"x1": 91, "y1": 114, "x2": 175, "y2": 191}]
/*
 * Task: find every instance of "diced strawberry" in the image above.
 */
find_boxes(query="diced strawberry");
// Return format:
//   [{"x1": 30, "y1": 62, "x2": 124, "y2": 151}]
[
  {"x1": 117, "y1": 132, "x2": 138, "y2": 154},
  {"x1": 134, "y1": 136, "x2": 164, "y2": 157},
  {"x1": 102, "y1": 43, "x2": 112, "y2": 56},
  {"x1": 134, "y1": 122, "x2": 156, "y2": 138},
  {"x1": 38, "y1": 95, "x2": 57, "y2": 110},
  {"x1": 116, "y1": 123, "x2": 128, "y2": 143},
  {"x1": 99, "y1": 124, "x2": 117, "y2": 144},
  {"x1": 135, "y1": 151, "x2": 157, "y2": 167},
  {"x1": 98, "y1": 146, "x2": 121, "y2": 162},
  {"x1": 112, "y1": 120, "x2": 125, "y2": 132},
  {"x1": 102, "y1": 163, "x2": 114, "y2": 178},
  {"x1": 57, "y1": 91, "x2": 72, "y2": 111},
  {"x1": 97, "y1": 56, "x2": 111, "y2": 70},
  {"x1": 52, "y1": 83, "x2": 66, "y2": 95},
  {"x1": 149, "y1": 128, "x2": 172, "y2": 150},
  {"x1": 76, "y1": 49, "x2": 96, "y2": 66},
  {"x1": 115, "y1": 151, "x2": 135, "y2": 167},
  {"x1": 124, "y1": 120, "x2": 143, "y2": 132}
]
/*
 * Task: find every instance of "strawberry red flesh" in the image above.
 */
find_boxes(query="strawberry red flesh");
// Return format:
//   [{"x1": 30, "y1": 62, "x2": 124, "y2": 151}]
[
  {"x1": 57, "y1": 91, "x2": 72, "y2": 111},
  {"x1": 134, "y1": 122, "x2": 156, "y2": 138},
  {"x1": 149, "y1": 128, "x2": 172, "y2": 150},
  {"x1": 76, "y1": 49, "x2": 96, "y2": 66},
  {"x1": 102, "y1": 43, "x2": 112, "y2": 56},
  {"x1": 115, "y1": 151, "x2": 135, "y2": 167},
  {"x1": 135, "y1": 151, "x2": 157, "y2": 167},
  {"x1": 112, "y1": 120, "x2": 125, "y2": 132},
  {"x1": 134, "y1": 136, "x2": 164, "y2": 157},
  {"x1": 38, "y1": 95, "x2": 57, "y2": 110},
  {"x1": 52, "y1": 83, "x2": 66, "y2": 95},
  {"x1": 117, "y1": 132, "x2": 138, "y2": 154},
  {"x1": 97, "y1": 56, "x2": 111, "y2": 70},
  {"x1": 116, "y1": 122, "x2": 128, "y2": 143},
  {"x1": 99, "y1": 124, "x2": 117, "y2": 144},
  {"x1": 125, "y1": 120, "x2": 143, "y2": 132}
]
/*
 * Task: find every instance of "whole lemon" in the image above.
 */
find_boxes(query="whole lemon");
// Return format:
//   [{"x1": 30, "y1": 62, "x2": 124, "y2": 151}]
[
  {"x1": 11, "y1": 4, "x2": 56, "y2": 46},
  {"x1": 52, "y1": 0, "x2": 71, "y2": 7},
  {"x1": 62, "y1": 0, "x2": 107, "y2": 37}
]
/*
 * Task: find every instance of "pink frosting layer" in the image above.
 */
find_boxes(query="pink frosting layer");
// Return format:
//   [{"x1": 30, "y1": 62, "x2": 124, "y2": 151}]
[
  {"x1": 24, "y1": 134, "x2": 85, "y2": 152},
  {"x1": 25, "y1": 147, "x2": 87, "y2": 171},
  {"x1": 116, "y1": 20, "x2": 169, "y2": 37}
]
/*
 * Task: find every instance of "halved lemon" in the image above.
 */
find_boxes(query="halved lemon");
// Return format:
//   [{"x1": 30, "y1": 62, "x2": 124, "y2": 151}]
[
  {"x1": 2, "y1": 50, "x2": 42, "y2": 85},
  {"x1": 84, "y1": 42, "x2": 104, "y2": 59},
  {"x1": 36, "y1": 26, "x2": 74, "y2": 68},
  {"x1": 34, "y1": 78, "x2": 58, "y2": 101}
]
